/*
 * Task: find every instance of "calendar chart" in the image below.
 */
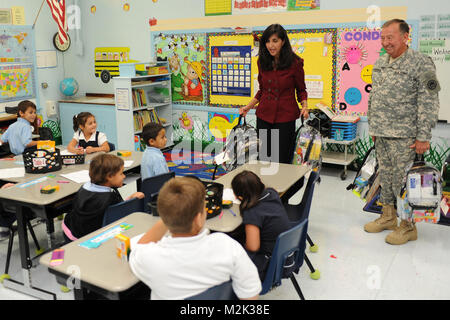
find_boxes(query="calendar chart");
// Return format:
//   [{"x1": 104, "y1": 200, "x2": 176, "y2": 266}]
[{"x1": 210, "y1": 46, "x2": 251, "y2": 97}]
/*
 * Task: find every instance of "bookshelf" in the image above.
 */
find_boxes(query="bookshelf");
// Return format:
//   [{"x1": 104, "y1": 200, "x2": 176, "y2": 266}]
[{"x1": 113, "y1": 61, "x2": 173, "y2": 151}]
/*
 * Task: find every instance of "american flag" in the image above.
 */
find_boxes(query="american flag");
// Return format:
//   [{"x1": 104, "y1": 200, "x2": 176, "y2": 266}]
[{"x1": 46, "y1": 0, "x2": 68, "y2": 45}]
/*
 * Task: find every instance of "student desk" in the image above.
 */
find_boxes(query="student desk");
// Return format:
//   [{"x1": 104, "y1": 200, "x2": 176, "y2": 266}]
[
  {"x1": 40, "y1": 212, "x2": 157, "y2": 300},
  {"x1": 39, "y1": 211, "x2": 242, "y2": 300},
  {"x1": 0, "y1": 150, "x2": 143, "y2": 300}
]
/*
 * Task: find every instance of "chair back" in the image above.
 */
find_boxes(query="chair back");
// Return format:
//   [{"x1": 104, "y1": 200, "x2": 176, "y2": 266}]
[
  {"x1": 186, "y1": 280, "x2": 237, "y2": 300},
  {"x1": 141, "y1": 171, "x2": 175, "y2": 213},
  {"x1": 261, "y1": 219, "x2": 308, "y2": 295},
  {"x1": 108, "y1": 142, "x2": 116, "y2": 151},
  {"x1": 102, "y1": 197, "x2": 144, "y2": 226},
  {"x1": 285, "y1": 171, "x2": 318, "y2": 224}
]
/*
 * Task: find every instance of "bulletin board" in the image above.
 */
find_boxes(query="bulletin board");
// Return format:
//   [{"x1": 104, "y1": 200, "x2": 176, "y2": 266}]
[
  {"x1": 207, "y1": 33, "x2": 258, "y2": 107},
  {"x1": 154, "y1": 32, "x2": 208, "y2": 105},
  {"x1": 287, "y1": 28, "x2": 337, "y2": 110}
]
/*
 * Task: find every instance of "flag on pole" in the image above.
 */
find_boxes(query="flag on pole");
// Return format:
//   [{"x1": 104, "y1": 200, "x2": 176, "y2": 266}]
[{"x1": 46, "y1": 0, "x2": 68, "y2": 45}]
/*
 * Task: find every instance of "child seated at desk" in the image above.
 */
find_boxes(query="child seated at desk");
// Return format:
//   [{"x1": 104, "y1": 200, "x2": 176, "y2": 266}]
[
  {"x1": 62, "y1": 154, "x2": 144, "y2": 242},
  {"x1": 140, "y1": 122, "x2": 169, "y2": 181},
  {"x1": 0, "y1": 100, "x2": 38, "y2": 155},
  {"x1": 129, "y1": 177, "x2": 261, "y2": 300},
  {"x1": 231, "y1": 170, "x2": 292, "y2": 280},
  {"x1": 67, "y1": 112, "x2": 110, "y2": 155}
]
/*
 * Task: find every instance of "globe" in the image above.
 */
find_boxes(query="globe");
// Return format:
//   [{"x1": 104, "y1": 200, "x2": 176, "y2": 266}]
[{"x1": 60, "y1": 78, "x2": 79, "y2": 96}]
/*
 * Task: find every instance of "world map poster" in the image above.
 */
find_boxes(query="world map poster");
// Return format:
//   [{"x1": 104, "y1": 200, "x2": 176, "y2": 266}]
[{"x1": 0, "y1": 26, "x2": 36, "y2": 103}]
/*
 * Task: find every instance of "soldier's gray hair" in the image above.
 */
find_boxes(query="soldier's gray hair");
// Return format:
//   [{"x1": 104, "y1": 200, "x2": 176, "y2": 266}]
[{"x1": 382, "y1": 19, "x2": 410, "y2": 34}]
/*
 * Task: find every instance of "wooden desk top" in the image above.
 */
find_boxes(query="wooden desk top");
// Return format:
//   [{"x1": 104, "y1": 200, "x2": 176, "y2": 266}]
[
  {"x1": 215, "y1": 161, "x2": 311, "y2": 195},
  {"x1": 40, "y1": 212, "x2": 160, "y2": 293},
  {"x1": 0, "y1": 113, "x2": 17, "y2": 122},
  {"x1": 0, "y1": 150, "x2": 143, "y2": 204}
]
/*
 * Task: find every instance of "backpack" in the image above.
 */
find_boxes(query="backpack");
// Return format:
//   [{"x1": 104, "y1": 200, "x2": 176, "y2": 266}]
[
  {"x1": 291, "y1": 116, "x2": 323, "y2": 174},
  {"x1": 397, "y1": 154, "x2": 443, "y2": 224},
  {"x1": 212, "y1": 115, "x2": 260, "y2": 180},
  {"x1": 347, "y1": 145, "x2": 378, "y2": 200}
]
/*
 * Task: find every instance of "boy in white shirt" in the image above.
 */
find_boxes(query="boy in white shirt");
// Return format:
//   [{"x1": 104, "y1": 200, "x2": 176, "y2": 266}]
[{"x1": 129, "y1": 177, "x2": 261, "y2": 300}]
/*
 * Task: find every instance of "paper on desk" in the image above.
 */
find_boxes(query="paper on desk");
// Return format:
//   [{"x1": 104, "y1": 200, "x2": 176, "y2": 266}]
[
  {"x1": 124, "y1": 160, "x2": 134, "y2": 168},
  {"x1": 214, "y1": 151, "x2": 230, "y2": 165},
  {"x1": 60, "y1": 170, "x2": 90, "y2": 184},
  {"x1": 60, "y1": 150, "x2": 76, "y2": 156},
  {"x1": 0, "y1": 167, "x2": 25, "y2": 179},
  {"x1": 223, "y1": 188, "x2": 241, "y2": 204}
]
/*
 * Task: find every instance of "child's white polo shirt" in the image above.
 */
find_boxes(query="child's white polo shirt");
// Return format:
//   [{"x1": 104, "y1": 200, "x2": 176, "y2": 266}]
[{"x1": 129, "y1": 228, "x2": 262, "y2": 300}]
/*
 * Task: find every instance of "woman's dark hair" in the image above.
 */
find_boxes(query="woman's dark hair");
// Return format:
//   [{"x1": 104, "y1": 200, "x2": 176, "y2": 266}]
[
  {"x1": 258, "y1": 24, "x2": 295, "y2": 71},
  {"x1": 17, "y1": 100, "x2": 38, "y2": 133},
  {"x1": 231, "y1": 170, "x2": 265, "y2": 215},
  {"x1": 73, "y1": 112, "x2": 94, "y2": 132}
]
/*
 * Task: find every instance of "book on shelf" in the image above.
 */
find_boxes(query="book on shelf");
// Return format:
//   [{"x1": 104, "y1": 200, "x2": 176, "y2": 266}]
[{"x1": 132, "y1": 88, "x2": 148, "y2": 108}]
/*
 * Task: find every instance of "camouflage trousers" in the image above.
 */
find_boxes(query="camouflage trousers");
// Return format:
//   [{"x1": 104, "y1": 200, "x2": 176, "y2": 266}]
[{"x1": 375, "y1": 137, "x2": 416, "y2": 205}]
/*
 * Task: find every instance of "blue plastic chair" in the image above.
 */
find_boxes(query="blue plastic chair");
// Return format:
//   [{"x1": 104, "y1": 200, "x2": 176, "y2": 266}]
[
  {"x1": 260, "y1": 219, "x2": 309, "y2": 300},
  {"x1": 102, "y1": 197, "x2": 145, "y2": 226},
  {"x1": 185, "y1": 280, "x2": 237, "y2": 300},
  {"x1": 108, "y1": 142, "x2": 115, "y2": 152},
  {"x1": 141, "y1": 171, "x2": 175, "y2": 213},
  {"x1": 283, "y1": 171, "x2": 320, "y2": 279}
]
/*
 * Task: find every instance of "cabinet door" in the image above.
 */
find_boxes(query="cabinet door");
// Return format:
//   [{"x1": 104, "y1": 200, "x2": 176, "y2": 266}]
[{"x1": 59, "y1": 103, "x2": 118, "y2": 147}]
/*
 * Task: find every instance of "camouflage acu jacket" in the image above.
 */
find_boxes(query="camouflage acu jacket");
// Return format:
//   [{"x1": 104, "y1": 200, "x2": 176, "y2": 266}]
[{"x1": 368, "y1": 48, "x2": 440, "y2": 141}]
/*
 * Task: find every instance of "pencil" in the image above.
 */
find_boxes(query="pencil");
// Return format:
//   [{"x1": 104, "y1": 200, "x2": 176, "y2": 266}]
[{"x1": 229, "y1": 208, "x2": 236, "y2": 217}]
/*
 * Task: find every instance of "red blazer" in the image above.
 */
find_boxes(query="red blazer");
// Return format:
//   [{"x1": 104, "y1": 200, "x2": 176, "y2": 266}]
[{"x1": 254, "y1": 55, "x2": 308, "y2": 124}]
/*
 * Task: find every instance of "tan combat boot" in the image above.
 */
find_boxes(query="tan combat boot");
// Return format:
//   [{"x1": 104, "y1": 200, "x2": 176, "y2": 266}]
[
  {"x1": 385, "y1": 220, "x2": 417, "y2": 245},
  {"x1": 364, "y1": 204, "x2": 398, "y2": 233}
]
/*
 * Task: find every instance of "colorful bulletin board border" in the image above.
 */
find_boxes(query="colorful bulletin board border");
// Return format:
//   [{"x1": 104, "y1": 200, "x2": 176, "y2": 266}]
[
  {"x1": 207, "y1": 32, "x2": 258, "y2": 108},
  {"x1": 154, "y1": 32, "x2": 208, "y2": 106},
  {"x1": 287, "y1": 28, "x2": 337, "y2": 110}
]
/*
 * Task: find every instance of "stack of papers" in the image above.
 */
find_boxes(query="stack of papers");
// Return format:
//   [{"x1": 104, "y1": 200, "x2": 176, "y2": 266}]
[
  {"x1": 0, "y1": 167, "x2": 25, "y2": 179},
  {"x1": 223, "y1": 188, "x2": 241, "y2": 204}
]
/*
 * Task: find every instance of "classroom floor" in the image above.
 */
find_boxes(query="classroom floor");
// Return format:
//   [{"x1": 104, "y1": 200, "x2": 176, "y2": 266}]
[{"x1": 0, "y1": 166, "x2": 449, "y2": 300}]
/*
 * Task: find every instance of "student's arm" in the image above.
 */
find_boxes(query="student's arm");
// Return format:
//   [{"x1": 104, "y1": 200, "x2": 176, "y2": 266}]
[
  {"x1": 86, "y1": 141, "x2": 110, "y2": 154},
  {"x1": 137, "y1": 219, "x2": 168, "y2": 244},
  {"x1": 67, "y1": 138, "x2": 84, "y2": 154},
  {"x1": 26, "y1": 140, "x2": 38, "y2": 148},
  {"x1": 244, "y1": 224, "x2": 261, "y2": 252},
  {"x1": 125, "y1": 192, "x2": 145, "y2": 200}
]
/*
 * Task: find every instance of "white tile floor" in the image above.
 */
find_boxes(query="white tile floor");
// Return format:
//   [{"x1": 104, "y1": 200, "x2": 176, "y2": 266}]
[{"x1": 0, "y1": 166, "x2": 449, "y2": 300}]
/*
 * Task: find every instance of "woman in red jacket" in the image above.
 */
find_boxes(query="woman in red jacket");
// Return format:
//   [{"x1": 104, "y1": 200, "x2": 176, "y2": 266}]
[{"x1": 240, "y1": 24, "x2": 309, "y2": 164}]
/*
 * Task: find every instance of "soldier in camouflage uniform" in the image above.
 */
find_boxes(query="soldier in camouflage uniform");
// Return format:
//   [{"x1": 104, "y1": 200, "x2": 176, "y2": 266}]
[{"x1": 365, "y1": 19, "x2": 440, "y2": 245}]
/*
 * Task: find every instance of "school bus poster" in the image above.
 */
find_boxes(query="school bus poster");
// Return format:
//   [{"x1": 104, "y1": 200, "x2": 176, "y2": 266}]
[{"x1": 94, "y1": 47, "x2": 133, "y2": 83}]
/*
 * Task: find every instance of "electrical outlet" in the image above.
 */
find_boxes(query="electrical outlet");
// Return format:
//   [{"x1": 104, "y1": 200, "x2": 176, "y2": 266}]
[{"x1": 46, "y1": 100, "x2": 58, "y2": 117}]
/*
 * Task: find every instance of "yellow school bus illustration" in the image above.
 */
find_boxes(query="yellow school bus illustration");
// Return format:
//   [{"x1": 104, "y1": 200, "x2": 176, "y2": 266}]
[{"x1": 94, "y1": 47, "x2": 134, "y2": 83}]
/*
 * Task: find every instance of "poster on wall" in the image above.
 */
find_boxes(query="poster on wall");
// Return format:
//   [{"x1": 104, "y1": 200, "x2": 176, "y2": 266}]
[
  {"x1": 210, "y1": 45, "x2": 252, "y2": 97},
  {"x1": 336, "y1": 26, "x2": 413, "y2": 116},
  {"x1": 205, "y1": 0, "x2": 232, "y2": 16},
  {"x1": 336, "y1": 27, "x2": 382, "y2": 116},
  {"x1": 207, "y1": 33, "x2": 259, "y2": 107},
  {"x1": 208, "y1": 112, "x2": 240, "y2": 143},
  {"x1": 233, "y1": 0, "x2": 287, "y2": 14},
  {"x1": 287, "y1": 0, "x2": 320, "y2": 11},
  {"x1": 420, "y1": 39, "x2": 450, "y2": 122},
  {"x1": 154, "y1": 33, "x2": 207, "y2": 105},
  {"x1": 288, "y1": 29, "x2": 337, "y2": 110},
  {"x1": 0, "y1": 26, "x2": 36, "y2": 103}
]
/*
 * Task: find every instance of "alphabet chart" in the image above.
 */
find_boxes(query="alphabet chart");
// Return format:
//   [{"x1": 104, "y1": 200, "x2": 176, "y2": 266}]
[{"x1": 210, "y1": 45, "x2": 252, "y2": 97}]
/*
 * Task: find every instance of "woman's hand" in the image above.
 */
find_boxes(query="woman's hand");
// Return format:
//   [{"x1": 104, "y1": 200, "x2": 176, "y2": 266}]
[
  {"x1": 300, "y1": 100, "x2": 309, "y2": 119},
  {"x1": 239, "y1": 105, "x2": 251, "y2": 117}
]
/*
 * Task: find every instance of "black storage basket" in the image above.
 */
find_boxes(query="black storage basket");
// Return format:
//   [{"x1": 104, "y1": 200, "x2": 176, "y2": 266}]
[
  {"x1": 23, "y1": 148, "x2": 63, "y2": 173},
  {"x1": 203, "y1": 181, "x2": 224, "y2": 219}
]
